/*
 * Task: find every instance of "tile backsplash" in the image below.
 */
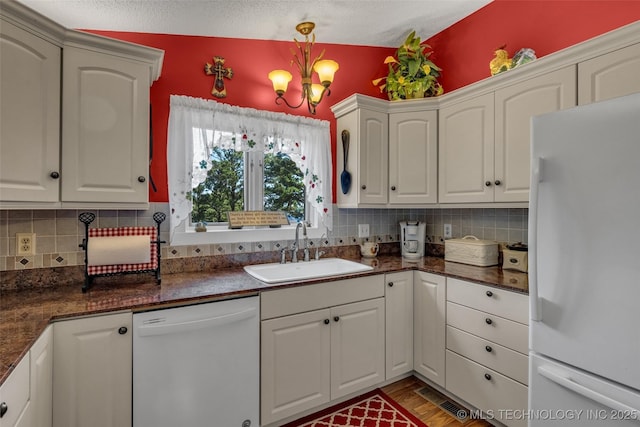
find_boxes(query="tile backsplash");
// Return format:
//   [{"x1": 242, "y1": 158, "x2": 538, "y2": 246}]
[{"x1": 0, "y1": 204, "x2": 528, "y2": 272}]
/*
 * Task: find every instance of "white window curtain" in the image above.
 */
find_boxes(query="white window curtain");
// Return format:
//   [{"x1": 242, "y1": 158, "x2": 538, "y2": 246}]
[{"x1": 167, "y1": 94, "x2": 333, "y2": 241}]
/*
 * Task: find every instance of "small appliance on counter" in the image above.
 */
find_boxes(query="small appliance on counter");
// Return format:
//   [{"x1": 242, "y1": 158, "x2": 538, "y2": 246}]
[
  {"x1": 501, "y1": 242, "x2": 528, "y2": 272},
  {"x1": 444, "y1": 235, "x2": 499, "y2": 266},
  {"x1": 400, "y1": 221, "x2": 426, "y2": 259}
]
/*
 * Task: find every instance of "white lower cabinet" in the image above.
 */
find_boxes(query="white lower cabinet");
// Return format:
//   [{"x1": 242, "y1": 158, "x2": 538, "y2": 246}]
[
  {"x1": 413, "y1": 271, "x2": 446, "y2": 387},
  {"x1": 261, "y1": 308, "x2": 331, "y2": 424},
  {"x1": 0, "y1": 325, "x2": 52, "y2": 427},
  {"x1": 330, "y1": 299, "x2": 385, "y2": 399},
  {"x1": 53, "y1": 312, "x2": 132, "y2": 427},
  {"x1": 446, "y1": 350, "x2": 528, "y2": 427},
  {"x1": 30, "y1": 326, "x2": 53, "y2": 427},
  {"x1": 0, "y1": 352, "x2": 31, "y2": 427},
  {"x1": 445, "y1": 278, "x2": 529, "y2": 427},
  {"x1": 385, "y1": 271, "x2": 413, "y2": 379},
  {"x1": 260, "y1": 276, "x2": 385, "y2": 425}
]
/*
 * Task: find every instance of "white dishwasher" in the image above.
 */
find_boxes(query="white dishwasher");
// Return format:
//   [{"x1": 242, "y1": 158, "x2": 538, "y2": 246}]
[{"x1": 133, "y1": 295, "x2": 259, "y2": 427}]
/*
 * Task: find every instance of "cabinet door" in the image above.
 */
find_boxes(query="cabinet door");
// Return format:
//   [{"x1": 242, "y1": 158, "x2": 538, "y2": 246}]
[
  {"x1": 53, "y1": 312, "x2": 132, "y2": 427},
  {"x1": 495, "y1": 66, "x2": 576, "y2": 202},
  {"x1": 413, "y1": 271, "x2": 446, "y2": 387},
  {"x1": 358, "y1": 109, "x2": 388, "y2": 205},
  {"x1": 385, "y1": 271, "x2": 413, "y2": 379},
  {"x1": 30, "y1": 325, "x2": 53, "y2": 427},
  {"x1": 261, "y1": 309, "x2": 331, "y2": 425},
  {"x1": 0, "y1": 21, "x2": 60, "y2": 204},
  {"x1": 0, "y1": 352, "x2": 31, "y2": 427},
  {"x1": 331, "y1": 298, "x2": 385, "y2": 399},
  {"x1": 439, "y1": 93, "x2": 494, "y2": 203},
  {"x1": 388, "y1": 110, "x2": 438, "y2": 204},
  {"x1": 61, "y1": 46, "x2": 150, "y2": 204},
  {"x1": 578, "y1": 42, "x2": 640, "y2": 105}
]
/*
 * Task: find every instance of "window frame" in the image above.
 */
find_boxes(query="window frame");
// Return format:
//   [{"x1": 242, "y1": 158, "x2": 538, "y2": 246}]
[{"x1": 167, "y1": 95, "x2": 333, "y2": 246}]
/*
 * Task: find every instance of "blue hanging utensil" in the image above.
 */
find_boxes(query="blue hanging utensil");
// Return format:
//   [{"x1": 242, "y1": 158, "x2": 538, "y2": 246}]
[{"x1": 340, "y1": 130, "x2": 351, "y2": 194}]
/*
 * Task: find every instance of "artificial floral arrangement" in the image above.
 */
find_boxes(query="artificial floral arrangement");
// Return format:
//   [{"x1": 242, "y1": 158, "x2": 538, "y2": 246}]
[
  {"x1": 372, "y1": 30, "x2": 443, "y2": 100},
  {"x1": 489, "y1": 45, "x2": 537, "y2": 76}
]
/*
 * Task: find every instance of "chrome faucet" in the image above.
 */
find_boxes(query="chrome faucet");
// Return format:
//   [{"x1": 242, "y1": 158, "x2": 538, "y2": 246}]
[
  {"x1": 291, "y1": 222, "x2": 303, "y2": 262},
  {"x1": 292, "y1": 221, "x2": 309, "y2": 263},
  {"x1": 303, "y1": 223, "x2": 310, "y2": 262}
]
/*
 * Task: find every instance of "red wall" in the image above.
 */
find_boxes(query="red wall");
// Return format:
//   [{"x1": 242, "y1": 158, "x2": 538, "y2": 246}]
[
  {"x1": 87, "y1": 31, "x2": 393, "y2": 202},
  {"x1": 426, "y1": 0, "x2": 640, "y2": 92},
  {"x1": 88, "y1": 1, "x2": 640, "y2": 203}
]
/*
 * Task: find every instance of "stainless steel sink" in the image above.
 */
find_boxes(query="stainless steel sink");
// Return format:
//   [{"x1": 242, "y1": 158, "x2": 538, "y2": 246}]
[{"x1": 243, "y1": 258, "x2": 373, "y2": 284}]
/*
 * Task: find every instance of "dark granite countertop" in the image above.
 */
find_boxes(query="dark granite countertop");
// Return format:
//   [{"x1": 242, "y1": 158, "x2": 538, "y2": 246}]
[{"x1": 0, "y1": 255, "x2": 527, "y2": 385}]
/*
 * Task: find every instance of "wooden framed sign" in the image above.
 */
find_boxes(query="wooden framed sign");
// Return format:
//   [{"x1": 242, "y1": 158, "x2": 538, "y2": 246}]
[{"x1": 227, "y1": 211, "x2": 290, "y2": 229}]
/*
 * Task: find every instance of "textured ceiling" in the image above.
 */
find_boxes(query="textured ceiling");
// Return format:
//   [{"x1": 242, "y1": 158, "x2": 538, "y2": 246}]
[{"x1": 18, "y1": 0, "x2": 492, "y2": 47}]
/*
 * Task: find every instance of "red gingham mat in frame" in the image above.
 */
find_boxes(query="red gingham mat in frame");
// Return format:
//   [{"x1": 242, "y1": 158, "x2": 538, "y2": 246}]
[{"x1": 87, "y1": 227, "x2": 157, "y2": 276}]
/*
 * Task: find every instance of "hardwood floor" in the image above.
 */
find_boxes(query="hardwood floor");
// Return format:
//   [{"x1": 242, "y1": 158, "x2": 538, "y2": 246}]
[{"x1": 381, "y1": 376, "x2": 492, "y2": 427}]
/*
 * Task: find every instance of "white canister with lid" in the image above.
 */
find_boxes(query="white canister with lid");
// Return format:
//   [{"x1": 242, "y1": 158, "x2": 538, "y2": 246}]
[
  {"x1": 502, "y1": 243, "x2": 528, "y2": 272},
  {"x1": 444, "y1": 235, "x2": 499, "y2": 266}
]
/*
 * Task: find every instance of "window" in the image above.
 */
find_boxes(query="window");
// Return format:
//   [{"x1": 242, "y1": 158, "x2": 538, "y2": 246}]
[
  {"x1": 191, "y1": 146, "x2": 305, "y2": 224},
  {"x1": 167, "y1": 95, "x2": 332, "y2": 245}
]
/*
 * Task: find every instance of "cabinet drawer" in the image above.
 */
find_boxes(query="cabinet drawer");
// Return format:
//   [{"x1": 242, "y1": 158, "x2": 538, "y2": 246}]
[
  {"x1": 446, "y1": 326, "x2": 528, "y2": 385},
  {"x1": 261, "y1": 275, "x2": 385, "y2": 320},
  {"x1": 447, "y1": 302, "x2": 528, "y2": 354},
  {"x1": 446, "y1": 350, "x2": 527, "y2": 427},
  {"x1": 447, "y1": 278, "x2": 529, "y2": 324},
  {"x1": 0, "y1": 352, "x2": 30, "y2": 427}
]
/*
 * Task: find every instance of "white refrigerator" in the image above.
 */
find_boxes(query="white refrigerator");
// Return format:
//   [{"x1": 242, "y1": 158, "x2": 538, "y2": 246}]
[{"x1": 528, "y1": 92, "x2": 640, "y2": 426}]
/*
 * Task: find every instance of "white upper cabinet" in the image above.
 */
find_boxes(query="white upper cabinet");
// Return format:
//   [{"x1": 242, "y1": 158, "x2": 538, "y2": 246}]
[
  {"x1": 332, "y1": 94, "x2": 438, "y2": 207},
  {"x1": 0, "y1": 1, "x2": 163, "y2": 209},
  {"x1": 333, "y1": 97, "x2": 388, "y2": 207},
  {"x1": 578, "y1": 42, "x2": 640, "y2": 105},
  {"x1": 438, "y1": 93, "x2": 495, "y2": 204},
  {"x1": 439, "y1": 67, "x2": 576, "y2": 204},
  {"x1": 494, "y1": 66, "x2": 576, "y2": 202},
  {"x1": 334, "y1": 22, "x2": 638, "y2": 207},
  {"x1": 0, "y1": 19, "x2": 61, "y2": 204},
  {"x1": 357, "y1": 108, "x2": 389, "y2": 205},
  {"x1": 61, "y1": 46, "x2": 151, "y2": 205},
  {"x1": 388, "y1": 110, "x2": 438, "y2": 204}
]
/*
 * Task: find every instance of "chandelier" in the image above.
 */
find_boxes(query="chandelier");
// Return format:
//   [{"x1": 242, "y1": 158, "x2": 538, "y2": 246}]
[{"x1": 268, "y1": 22, "x2": 339, "y2": 115}]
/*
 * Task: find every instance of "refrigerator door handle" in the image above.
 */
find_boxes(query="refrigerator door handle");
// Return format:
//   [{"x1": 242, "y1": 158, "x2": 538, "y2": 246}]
[
  {"x1": 538, "y1": 365, "x2": 640, "y2": 414},
  {"x1": 529, "y1": 156, "x2": 543, "y2": 321}
]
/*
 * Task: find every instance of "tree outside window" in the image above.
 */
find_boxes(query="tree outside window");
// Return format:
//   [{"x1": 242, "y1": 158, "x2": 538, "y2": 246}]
[{"x1": 190, "y1": 147, "x2": 304, "y2": 224}]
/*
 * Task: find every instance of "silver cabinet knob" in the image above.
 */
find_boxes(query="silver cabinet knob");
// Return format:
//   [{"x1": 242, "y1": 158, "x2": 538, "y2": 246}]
[
  {"x1": 138, "y1": 176, "x2": 146, "y2": 183},
  {"x1": 50, "y1": 171, "x2": 60, "y2": 179}
]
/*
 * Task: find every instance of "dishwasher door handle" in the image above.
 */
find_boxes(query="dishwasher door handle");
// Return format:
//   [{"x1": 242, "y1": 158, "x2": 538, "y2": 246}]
[{"x1": 137, "y1": 307, "x2": 257, "y2": 337}]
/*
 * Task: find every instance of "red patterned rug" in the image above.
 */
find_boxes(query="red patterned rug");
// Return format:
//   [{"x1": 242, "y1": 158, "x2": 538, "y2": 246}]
[{"x1": 282, "y1": 389, "x2": 428, "y2": 427}]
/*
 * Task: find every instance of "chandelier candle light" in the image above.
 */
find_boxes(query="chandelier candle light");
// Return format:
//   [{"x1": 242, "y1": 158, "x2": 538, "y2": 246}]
[{"x1": 268, "y1": 22, "x2": 339, "y2": 115}]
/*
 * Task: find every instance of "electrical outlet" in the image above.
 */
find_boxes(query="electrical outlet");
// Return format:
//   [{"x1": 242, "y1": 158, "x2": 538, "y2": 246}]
[
  {"x1": 358, "y1": 224, "x2": 370, "y2": 238},
  {"x1": 444, "y1": 224, "x2": 452, "y2": 239},
  {"x1": 16, "y1": 233, "x2": 36, "y2": 256}
]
